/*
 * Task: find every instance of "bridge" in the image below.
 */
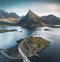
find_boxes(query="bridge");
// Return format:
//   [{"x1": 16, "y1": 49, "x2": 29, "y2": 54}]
[
  {"x1": 0, "y1": 27, "x2": 39, "y2": 62},
  {"x1": 18, "y1": 27, "x2": 39, "y2": 62}
]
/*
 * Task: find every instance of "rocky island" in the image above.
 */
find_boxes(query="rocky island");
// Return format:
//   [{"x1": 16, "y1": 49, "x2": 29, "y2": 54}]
[{"x1": 18, "y1": 37, "x2": 49, "y2": 57}]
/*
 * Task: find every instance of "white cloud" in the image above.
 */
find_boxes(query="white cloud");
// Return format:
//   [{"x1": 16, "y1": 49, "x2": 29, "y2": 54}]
[
  {"x1": 29, "y1": 2, "x2": 60, "y2": 17},
  {"x1": 5, "y1": 2, "x2": 60, "y2": 17}
]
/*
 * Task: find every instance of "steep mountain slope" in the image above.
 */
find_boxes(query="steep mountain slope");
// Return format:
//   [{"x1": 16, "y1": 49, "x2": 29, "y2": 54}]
[
  {"x1": 41, "y1": 14, "x2": 60, "y2": 25},
  {"x1": 9, "y1": 12, "x2": 20, "y2": 19},
  {"x1": 18, "y1": 10, "x2": 45, "y2": 29},
  {"x1": 0, "y1": 10, "x2": 20, "y2": 23}
]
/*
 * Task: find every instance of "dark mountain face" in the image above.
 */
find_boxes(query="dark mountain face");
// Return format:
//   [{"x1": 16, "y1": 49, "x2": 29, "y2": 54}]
[
  {"x1": 41, "y1": 14, "x2": 60, "y2": 25},
  {"x1": 0, "y1": 10, "x2": 11, "y2": 18},
  {"x1": 0, "y1": 10, "x2": 20, "y2": 23},
  {"x1": 18, "y1": 10, "x2": 45, "y2": 29},
  {"x1": 19, "y1": 9, "x2": 41, "y2": 23},
  {"x1": 9, "y1": 12, "x2": 20, "y2": 19},
  {"x1": 0, "y1": 10, "x2": 59, "y2": 26}
]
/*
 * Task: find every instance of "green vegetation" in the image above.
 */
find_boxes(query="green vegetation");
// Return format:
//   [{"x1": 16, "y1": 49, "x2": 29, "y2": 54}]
[
  {"x1": 0, "y1": 30, "x2": 17, "y2": 33},
  {"x1": 21, "y1": 37, "x2": 49, "y2": 57}
]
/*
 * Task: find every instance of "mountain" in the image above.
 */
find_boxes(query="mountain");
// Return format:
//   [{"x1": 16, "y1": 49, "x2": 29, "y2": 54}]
[
  {"x1": 0, "y1": 10, "x2": 20, "y2": 23},
  {"x1": 9, "y1": 12, "x2": 20, "y2": 19},
  {"x1": 41, "y1": 14, "x2": 60, "y2": 25},
  {"x1": 1, "y1": 10, "x2": 59, "y2": 27},
  {"x1": 18, "y1": 10, "x2": 45, "y2": 29}
]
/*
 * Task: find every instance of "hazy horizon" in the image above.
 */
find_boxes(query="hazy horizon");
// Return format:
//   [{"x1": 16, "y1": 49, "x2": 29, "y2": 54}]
[{"x1": 0, "y1": 0, "x2": 60, "y2": 17}]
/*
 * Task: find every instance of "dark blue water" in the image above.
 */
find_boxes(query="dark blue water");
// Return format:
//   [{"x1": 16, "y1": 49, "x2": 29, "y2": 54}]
[
  {"x1": 30, "y1": 26, "x2": 60, "y2": 62},
  {"x1": 0, "y1": 26, "x2": 60, "y2": 62}
]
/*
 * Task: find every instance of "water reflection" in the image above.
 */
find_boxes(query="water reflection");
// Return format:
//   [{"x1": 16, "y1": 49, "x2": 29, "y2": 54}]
[
  {"x1": 0, "y1": 26, "x2": 31, "y2": 49},
  {"x1": 31, "y1": 26, "x2": 60, "y2": 62}
]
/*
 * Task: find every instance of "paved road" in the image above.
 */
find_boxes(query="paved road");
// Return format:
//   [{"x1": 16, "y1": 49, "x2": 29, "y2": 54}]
[
  {"x1": 18, "y1": 27, "x2": 39, "y2": 62},
  {"x1": 0, "y1": 27, "x2": 39, "y2": 62}
]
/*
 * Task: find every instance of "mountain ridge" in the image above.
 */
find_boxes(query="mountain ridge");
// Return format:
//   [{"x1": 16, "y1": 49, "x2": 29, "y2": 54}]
[
  {"x1": 0, "y1": 9, "x2": 60, "y2": 26},
  {"x1": 0, "y1": 10, "x2": 20, "y2": 23},
  {"x1": 18, "y1": 9, "x2": 45, "y2": 29},
  {"x1": 41, "y1": 14, "x2": 60, "y2": 25}
]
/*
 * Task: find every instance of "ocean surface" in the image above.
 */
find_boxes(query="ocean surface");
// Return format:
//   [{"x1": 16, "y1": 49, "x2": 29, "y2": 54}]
[
  {"x1": 0, "y1": 26, "x2": 60, "y2": 62},
  {"x1": 0, "y1": 26, "x2": 32, "y2": 49},
  {"x1": 30, "y1": 26, "x2": 60, "y2": 62}
]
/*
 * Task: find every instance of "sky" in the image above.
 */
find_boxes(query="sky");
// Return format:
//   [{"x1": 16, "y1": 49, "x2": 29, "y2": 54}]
[{"x1": 0, "y1": 0, "x2": 60, "y2": 17}]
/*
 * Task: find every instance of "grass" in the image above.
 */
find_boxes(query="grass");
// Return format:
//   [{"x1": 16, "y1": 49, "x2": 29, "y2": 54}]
[
  {"x1": 21, "y1": 37, "x2": 49, "y2": 57},
  {"x1": 0, "y1": 30, "x2": 17, "y2": 33}
]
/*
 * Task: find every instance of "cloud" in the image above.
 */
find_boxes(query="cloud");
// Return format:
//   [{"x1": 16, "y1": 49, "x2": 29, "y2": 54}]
[
  {"x1": 37, "y1": 0, "x2": 60, "y2": 3},
  {"x1": 0, "y1": 0, "x2": 60, "y2": 17},
  {"x1": 28, "y1": 2, "x2": 60, "y2": 17},
  {"x1": 48, "y1": 4, "x2": 60, "y2": 12}
]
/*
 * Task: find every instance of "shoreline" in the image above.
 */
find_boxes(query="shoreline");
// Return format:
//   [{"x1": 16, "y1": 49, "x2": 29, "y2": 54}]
[
  {"x1": 18, "y1": 36, "x2": 49, "y2": 57},
  {"x1": 0, "y1": 26, "x2": 50, "y2": 62}
]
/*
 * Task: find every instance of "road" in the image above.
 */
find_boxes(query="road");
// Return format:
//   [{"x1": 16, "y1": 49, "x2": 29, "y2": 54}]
[
  {"x1": 18, "y1": 27, "x2": 39, "y2": 62},
  {"x1": 0, "y1": 27, "x2": 39, "y2": 62}
]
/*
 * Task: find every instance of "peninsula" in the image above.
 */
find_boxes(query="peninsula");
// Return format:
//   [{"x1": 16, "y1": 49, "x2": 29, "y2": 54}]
[{"x1": 18, "y1": 36, "x2": 49, "y2": 57}]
